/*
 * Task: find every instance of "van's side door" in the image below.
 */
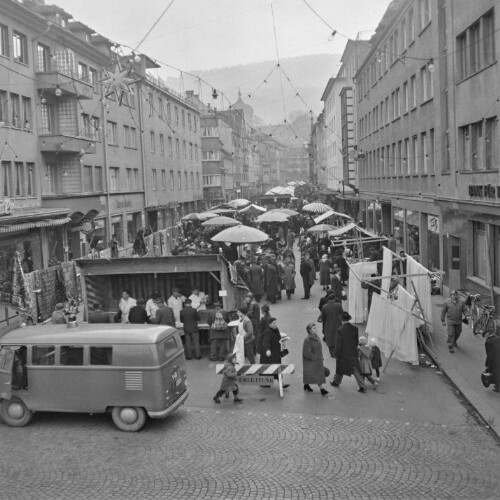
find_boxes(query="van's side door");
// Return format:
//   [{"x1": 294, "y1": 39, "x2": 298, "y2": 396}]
[{"x1": 0, "y1": 347, "x2": 15, "y2": 400}]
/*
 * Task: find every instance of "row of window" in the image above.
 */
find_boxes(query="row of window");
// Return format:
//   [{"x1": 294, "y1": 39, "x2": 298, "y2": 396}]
[
  {"x1": 29, "y1": 345, "x2": 112, "y2": 366},
  {"x1": 360, "y1": 129, "x2": 435, "y2": 179},
  {"x1": 358, "y1": 68, "x2": 432, "y2": 139},
  {"x1": 2, "y1": 161, "x2": 35, "y2": 198},
  {"x1": 0, "y1": 23, "x2": 28, "y2": 64},
  {"x1": 149, "y1": 131, "x2": 199, "y2": 160},
  {"x1": 473, "y1": 221, "x2": 500, "y2": 286},
  {"x1": 458, "y1": 117, "x2": 497, "y2": 172},
  {"x1": 358, "y1": 0, "x2": 431, "y2": 99},
  {"x1": 151, "y1": 169, "x2": 200, "y2": 190},
  {"x1": 0, "y1": 89, "x2": 32, "y2": 130},
  {"x1": 148, "y1": 93, "x2": 198, "y2": 132}
]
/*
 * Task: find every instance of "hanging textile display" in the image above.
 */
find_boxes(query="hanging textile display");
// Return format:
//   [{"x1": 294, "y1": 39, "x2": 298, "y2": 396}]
[
  {"x1": 366, "y1": 285, "x2": 420, "y2": 365},
  {"x1": 348, "y1": 261, "x2": 378, "y2": 323},
  {"x1": 9, "y1": 252, "x2": 29, "y2": 311},
  {"x1": 405, "y1": 256, "x2": 433, "y2": 324},
  {"x1": 380, "y1": 246, "x2": 393, "y2": 298}
]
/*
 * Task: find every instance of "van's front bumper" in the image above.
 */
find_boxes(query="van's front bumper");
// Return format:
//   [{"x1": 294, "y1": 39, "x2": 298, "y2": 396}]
[{"x1": 147, "y1": 390, "x2": 189, "y2": 419}]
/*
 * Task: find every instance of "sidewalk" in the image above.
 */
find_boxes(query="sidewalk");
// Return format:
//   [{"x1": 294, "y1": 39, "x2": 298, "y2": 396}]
[{"x1": 425, "y1": 295, "x2": 500, "y2": 439}]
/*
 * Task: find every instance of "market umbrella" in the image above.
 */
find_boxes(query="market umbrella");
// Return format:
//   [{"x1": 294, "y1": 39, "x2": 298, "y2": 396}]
[
  {"x1": 181, "y1": 212, "x2": 217, "y2": 222},
  {"x1": 211, "y1": 225, "x2": 269, "y2": 244},
  {"x1": 268, "y1": 208, "x2": 299, "y2": 217},
  {"x1": 239, "y1": 203, "x2": 267, "y2": 213},
  {"x1": 308, "y1": 223, "x2": 335, "y2": 234},
  {"x1": 256, "y1": 211, "x2": 290, "y2": 223},
  {"x1": 209, "y1": 208, "x2": 237, "y2": 215},
  {"x1": 302, "y1": 202, "x2": 333, "y2": 214},
  {"x1": 227, "y1": 198, "x2": 250, "y2": 209},
  {"x1": 201, "y1": 216, "x2": 242, "y2": 227}
]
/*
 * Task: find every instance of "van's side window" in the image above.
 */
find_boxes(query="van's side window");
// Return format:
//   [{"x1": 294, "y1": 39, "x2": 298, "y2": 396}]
[
  {"x1": 32, "y1": 346, "x2": 55, "y2": 366},
  {"x1": 163, "y1": 338, "x2": 177, "y2": 357},
  {"x1": 90, "y1": 347, "x2": 112, "y2": 365},
  {"x1": 60, "y1": 346, "x2": 84, "y2": 366}
]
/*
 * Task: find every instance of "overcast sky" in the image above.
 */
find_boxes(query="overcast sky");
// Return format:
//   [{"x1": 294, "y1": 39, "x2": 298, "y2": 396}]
[{"x1": 54, "y1": 0, "x2": 392, "y2": 74}]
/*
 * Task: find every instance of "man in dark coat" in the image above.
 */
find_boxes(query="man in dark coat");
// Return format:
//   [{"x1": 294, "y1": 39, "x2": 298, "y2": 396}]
[
  {"x1": 286, "y1": 229, "x2": 295, "y2": 249},
  {"x1": 152, "y1": 298, "x2": 175, "y2": 327},
  {"x1": 248, "y1": 260, "x2": 264, "y2": 302},
  {"x1": 485, "y1": 329, "x2": 500, "y2": 392},
  {"x1": 330, "y1": 269, "x2": 343, "y2": 302},
  {"x1": 300, "y1": 256, "x2": 313, "y2": 299},
  {"x1": 260, "y1": 317, "x2": 289, "y2": 388},
  {"x1": 245, "y1": 293, "x2": 260, "y2": 354},
  {"x1": 51, "y1": 303, "x2": 67, "y2": 324},
  {"x1": 318, "y1": 290, "x2": 333, "y2": 312},
  {"x1": 264, "y1": 259, "x2": 278, "y2": 304},
  {"x1": 330, "y1": 312, "x2": 366, "y2": 392},
  {"x1": 257, "y1": 304, "x2": 272, "y2": 355},
  {"x1": 128, "y1": 297, "x2": 150, "y2": 324},
  {"x1": 89, "y1": 302, "x2": 112, "y2": 323},
  {"x1": 180, "y1": 298, "x2": 201, "y2": 360},
  {"x1": 321, "y1": 296, "x2": 343, "y2": 357}
]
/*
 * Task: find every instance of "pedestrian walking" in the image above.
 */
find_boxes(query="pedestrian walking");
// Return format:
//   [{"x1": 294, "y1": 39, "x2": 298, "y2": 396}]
[
  {"x1": 300, "y1": 256, "x2": 313, "y2": 299},
  {"x1": 257, "y1": 304, "x2": 271, "y2": 355},
  {"x1": 357, "y1": 337, "x2": 377, "y2": 389},
  {"x1": 213, "y1": 353, "x2": 243, "y2": 404},
  {"x1": 263, "y1": 258, "x2": 278, "y2": 304},
  {"x1": 441, "y1": 290, "x2": 469, "y2": 353},
  {"x1": 319, "y1": 254, "x2": 332, "y2": 290},
  {"x1": 330, "y1": 312, "x2": 366, "y2": 393},
  {"x1": 248, "y1": 259, "x2": 264, "y2": 302},
  {"x1": 89, "y1": 302, "x2": 112, "y2": 323},
  {"x1": 283, "y1": 258, "x2": 296, "y2": 299},
  {"x1": 302, "y1": 323, "x2": 328, "y2": 395},
  {"x1": 180, "y1": 298, "x2": 201, "y2": 360},
  {"x1": 245, "y1": 293, "x2": 260, "y2": 355},
  {"x1": 286, "y1": 228, "x2": 295, "y2": 249},
  {"x1": 260, "y1": 317, "x2": 289, "y2": 388},
  {"x1": 368, "y1": 337, "x2": 382, "y2": 381},
  {"x1": 485, "y1": 328, "x2": 500, "y2": 392},
  {"x1": 128, "y1": 297, "x2": 150, "y2": 324},
  {"x1": 320, "y1": 296, "x2": 343, "y2": 357}
]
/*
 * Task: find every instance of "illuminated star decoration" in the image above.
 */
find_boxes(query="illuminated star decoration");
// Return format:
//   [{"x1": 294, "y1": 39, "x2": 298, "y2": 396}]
[{"x1": 100, "y1": 62, "x2": 138, "y2": 105}]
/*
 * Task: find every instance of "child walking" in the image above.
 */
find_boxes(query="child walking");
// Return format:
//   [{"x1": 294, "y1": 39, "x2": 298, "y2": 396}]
[
  {"x1": 368, "y1": 337, "x2": 382, "y2": 381},
  {"x1": 358, "y1": 336, "x2": 377, "y2": 389},
  {"x1": 213, "y1": 353, "x2": 243, "y2": 404}
]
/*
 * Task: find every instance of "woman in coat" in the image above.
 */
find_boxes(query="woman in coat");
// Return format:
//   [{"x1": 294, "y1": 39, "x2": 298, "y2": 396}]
[
  {"x1": 319, "y1": 254, "x2": 332, "y2": 290},
  {"x1": 333, "y1": 249, "x2": 349, "y2": 285},
  {"x1": 263, "y1": 259, "x2": 278, "y2": 304},
  {"x1": 302, "y1": 323, "x2": 328, "y2": 395},
  {"x1": 248, "y1": 260, "x2": 264, "y2": 302},
  {"x1": 283, "y1": 259, "x2": 296, "y2": 299},
  {"x1": 260, "y1": 318, "x2": 289, "y2": 388}
]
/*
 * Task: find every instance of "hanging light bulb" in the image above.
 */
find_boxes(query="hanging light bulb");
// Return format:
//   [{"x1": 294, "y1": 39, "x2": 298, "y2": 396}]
[
  {"x1": 212, "y1": 88, "x2": 218, "y2": 99},
  {"x1": 428, "y1": 59, "x2": 435, "y2": 73},
  {"x1": 40, "y1": 93, "x2": 46, "y2": 104},
  {"x1": 55, "y1": 85, "x2": 63, "y2": 97}
]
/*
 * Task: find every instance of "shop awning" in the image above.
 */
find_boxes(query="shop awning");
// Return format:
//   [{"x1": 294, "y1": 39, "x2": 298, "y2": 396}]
[{"x1": 0, "y1": 217, "x2": 71, "y2": 233}]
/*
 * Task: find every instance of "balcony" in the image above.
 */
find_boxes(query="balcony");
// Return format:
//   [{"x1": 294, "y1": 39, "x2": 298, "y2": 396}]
[
  {"x1": 40, "y1": 134, "x2": 97, "y2": 155},
  {"x1": 36, "y1": 71, "x2": 94, "y2": 99}
]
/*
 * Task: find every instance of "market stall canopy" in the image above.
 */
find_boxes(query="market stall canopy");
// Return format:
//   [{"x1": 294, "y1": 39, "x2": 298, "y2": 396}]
[
  {"x1": 211, "y1": 225, "x2": 269, "y2": 244},
  {"x1": 201, "y1": 216, "x2": 242, "y2": 227},
  {"x1": 238, "y1": 204, "x2": 267, "y2": 213},
  {"x1": 265, "y1": 186, "x2": 295, "y2": 196},
  {"x1": 302, "y1": 202, "x2": 333, "y2": 214},
  {"x1": 181, "y1": 212, "x2": 217, "y2": 222},
  {"x1": 226, "y1": 198, "x2": 250, "y2": 209},
  {"x1": 314, "y1": 209, "x2": 353, "y2": 224},
  {"x1": 268, "y1": 208, "x2": 299, "y2": 216},
  {"x1": 307, "y1": 223, "x2": 335, "y2": 234},
  {"x1": 256, "y1": 211, "x2": 290, "y2": 223},
  {"x1": 327, "y1": 222, "x2": 382, "y2": 238}
]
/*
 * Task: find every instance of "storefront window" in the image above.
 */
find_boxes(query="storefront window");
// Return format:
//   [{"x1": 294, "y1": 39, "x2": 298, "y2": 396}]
[
  {"x1": 427, "y1": 215, "x2": 440, "y2": 271},
  {"x1": 473, "y1": 221, "x2": 487, "y2": 280},
  {"x1": 406, "y1": 210, "x2": 420, "y2": 256}
]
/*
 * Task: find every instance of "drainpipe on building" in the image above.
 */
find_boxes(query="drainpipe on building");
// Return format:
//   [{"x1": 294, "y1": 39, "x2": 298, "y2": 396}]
[
  {"x1": 100, "y1": 97, "x2": 112, "y2": 246},
  {"x1": 137, "y1": 81, "x2": 149, "y2": 229}
]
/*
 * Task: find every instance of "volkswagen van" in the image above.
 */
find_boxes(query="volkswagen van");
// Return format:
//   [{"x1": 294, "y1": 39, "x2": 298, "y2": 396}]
[{"x1": 0, "y1": 322, "x2": 188, "y2": 431}]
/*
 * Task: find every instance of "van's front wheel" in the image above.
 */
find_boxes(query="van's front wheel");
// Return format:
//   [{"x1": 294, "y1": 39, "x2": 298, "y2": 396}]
[
  {"x1": 111, "y1": 406, "x2": 146, "y2": 432},
  {"x1": 1, "y1": 398, "x2": 33, "y2": 427}
]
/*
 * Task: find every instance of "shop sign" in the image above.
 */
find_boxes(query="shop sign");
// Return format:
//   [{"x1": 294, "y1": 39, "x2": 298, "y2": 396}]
[
  {"x1": 468, "y1": 184, "x2": 499, "y2": 199},
  {"x1": 428, "y1": 216, "x2": 440, "y2": 233}
]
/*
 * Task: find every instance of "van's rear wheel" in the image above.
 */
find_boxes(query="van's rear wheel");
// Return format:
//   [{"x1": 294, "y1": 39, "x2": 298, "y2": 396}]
[
  {"x1": 1, "y1": 398, "x2": 33, "y2": 427},
  {"x1": 111, "y1": 406, "x2": 146, "y2": 432}
]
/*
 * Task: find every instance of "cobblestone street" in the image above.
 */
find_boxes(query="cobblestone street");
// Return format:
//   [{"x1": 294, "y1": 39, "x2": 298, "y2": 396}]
[{"x1": 1, "y1": 405, "x2": 499, "y2": 499}]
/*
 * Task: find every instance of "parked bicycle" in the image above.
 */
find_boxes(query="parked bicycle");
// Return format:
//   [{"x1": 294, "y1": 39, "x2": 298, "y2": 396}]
[
  {"x1": 473, "y1": 304, "x2": 496, "y2": 337},
  {"x1": 464, "y1": 293, "x2": 482, "y2": 330}
]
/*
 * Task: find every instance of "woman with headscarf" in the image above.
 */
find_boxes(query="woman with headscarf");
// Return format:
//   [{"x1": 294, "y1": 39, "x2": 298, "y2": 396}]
[
  {"x1": 319, "y1": 254, "x2": 332, "y2": 291},
  {"x1": 302, "y1": 323, "x2": 328, "y2": 395},
  {"x1": 283, "y1": 258, "x2": 296, "y2": 300}
]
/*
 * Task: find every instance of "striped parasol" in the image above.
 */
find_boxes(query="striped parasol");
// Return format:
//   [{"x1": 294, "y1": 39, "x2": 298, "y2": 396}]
[
  {"x1": 181, "y1": 212, "x2": 218, "y2": 221},
  {"x1": 201, "y1": 216, "x2": 242, "y2": 227},
  {"x1": 256, "y1": 211, "x2": 290, "y2": 223},
  {"x1": 227, "y1": 198, "x2": 250, "y2": 209},
  {"x1": 211, "y1": 225, "x2": 269, "y2": 243},
  {"x1": 268, "y1": 208, "x2": 299, "y2": 216},
  {"x1": 301, "y1": 202, "x2": 333, "y2": 214}
]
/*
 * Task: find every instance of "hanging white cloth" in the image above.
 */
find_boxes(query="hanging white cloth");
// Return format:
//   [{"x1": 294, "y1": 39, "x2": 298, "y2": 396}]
[
  {"x1": 348, "y1": 261, "x2": 378, "y2": 323},
  {"x1": 232, "y1": 322, "x2": 245, "y2": 365},
  {"x1": 366, "y1": 285, "x2": 420, "y2": 365},
  {"x1": 380, "y1": 247, "x2": 393, "y2": 298},
  {"x1": 405, "y1": 256, "x2": 433, "y2": 325}
]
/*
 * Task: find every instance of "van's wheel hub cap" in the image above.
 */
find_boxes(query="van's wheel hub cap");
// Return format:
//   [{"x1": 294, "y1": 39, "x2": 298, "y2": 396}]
[
  {"x1": 8, "y1": 402, "x2": 24, "y2": 419},
  {"x1": 120, "y1": 408, "x2": 138, "y2": 424}
]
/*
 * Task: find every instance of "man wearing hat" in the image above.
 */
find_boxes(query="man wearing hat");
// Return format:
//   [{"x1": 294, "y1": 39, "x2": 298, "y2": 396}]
[
  {"x1": 330, "y1": 312, "x2": 366, "y2": 392},
  {"x1": 89, "y1": 302, "x2": 112, "y2": 323},
  {"x1": 51, "y1": 303, "x2": 67, "y2": 324},
  {"x1": 180, "y1": 298, "x2": 202, "y2": 360},
  {"x1": 441, "y1": 290, "x2": 469, "y2": 353}
]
